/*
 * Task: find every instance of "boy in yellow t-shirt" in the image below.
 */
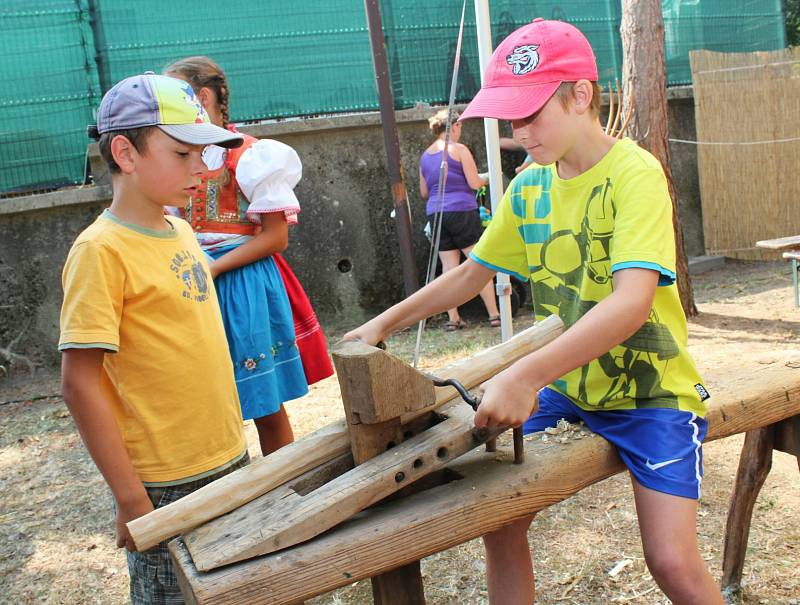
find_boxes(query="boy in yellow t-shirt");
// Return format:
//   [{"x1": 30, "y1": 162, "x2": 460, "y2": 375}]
[
  {"x1": 59, "y1": 73, "x2": 247, "y2": 604},
  {"x1": 345, "y1": 19, "x2": 723, "y2": 605}
]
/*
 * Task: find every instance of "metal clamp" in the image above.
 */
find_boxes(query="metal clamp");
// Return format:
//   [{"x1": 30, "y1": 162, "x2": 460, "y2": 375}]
[{"x1": 430, "y1": 377, "x2": 479, "y2": 410}]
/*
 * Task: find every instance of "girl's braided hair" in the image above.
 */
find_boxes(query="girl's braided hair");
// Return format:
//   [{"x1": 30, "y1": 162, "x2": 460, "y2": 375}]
[{"x1": 164, "y1": 56, "x2": 231, "y2": 128}]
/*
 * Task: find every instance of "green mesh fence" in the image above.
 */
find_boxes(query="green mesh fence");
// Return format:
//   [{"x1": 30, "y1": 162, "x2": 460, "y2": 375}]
[
  {"x1": 90, "y1": 0, "x2": 378, "y2": 122},
  {"x1": 383, "y1": 0, "x2": 625, "y2": 105},
  {"x1": 0, "y1": 0, "x2": 101, "y2": 193},
  {"x1": 0, "y1": 0, "x2": 787, "y2": 194},
  {"x1": 663, "y1": 0, "x2": 787, "y2": 84}
]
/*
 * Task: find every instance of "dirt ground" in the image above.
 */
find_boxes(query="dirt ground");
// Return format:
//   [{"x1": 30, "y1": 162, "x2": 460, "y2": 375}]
[{"x1": 1, "y1": 259, "x2": 798, "y2": 605}]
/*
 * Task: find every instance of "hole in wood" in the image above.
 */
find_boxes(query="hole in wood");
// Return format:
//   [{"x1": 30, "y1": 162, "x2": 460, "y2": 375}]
[
  {"x1": 386, "y1": 441, "x2": 396, "y2": 450},
  {"x1": 384, "y1": 468, "x2": 466, "y2": 503},
  {"x1": 413, "y1": 458, "x2": 423, "y2": 469},
  {"x1": 290, "y1": 453, "x2": 354, "y2": 497},
  {"x1": 403, "y1": 430, "x2": 414, "y2": 440},
  {"x1": 395, "y1": 472, "x2": 405, "y2": 483},
  {"x1": 436, "y1": 446, "x2": 448, "y2": 459}
]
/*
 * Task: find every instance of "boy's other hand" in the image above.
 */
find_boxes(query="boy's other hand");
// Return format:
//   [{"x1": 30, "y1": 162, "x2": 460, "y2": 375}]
[
  {"x1": 116, "y1": 496, "x2": 154, "y2": 552},
  {"x1": 474, "y1": 369, "x2": 538, "y2": 429}
]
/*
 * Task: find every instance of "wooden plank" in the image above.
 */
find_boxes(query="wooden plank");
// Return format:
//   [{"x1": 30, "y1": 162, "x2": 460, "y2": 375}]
[
  {"x1": 756, "y1": 235, "x2": 800, "y2": 250},
  {"x1": 129, "y1": 316, "x2": 563, "y2": 551},
  {"x1": 335, "y1": 336, "x2": 428, "y2": 605},
  {"x1": 184, "y1": 404, "x2": 504, "y2": 571},
  {"x1": 170, "y1": 358, "x2": 800, "y2": 605},
  {"x1": 334, "y1": 340, "x2": 435, "y2": 424},
  {"x1": 721, "y1": 427, "x2": 775, "y2": 592},
  {"x1": 129, "y1": 420, "x2": 351, "y2": 552},
  {"x1": 783, "y1": 251, "x2": 800, "y2": 261}
]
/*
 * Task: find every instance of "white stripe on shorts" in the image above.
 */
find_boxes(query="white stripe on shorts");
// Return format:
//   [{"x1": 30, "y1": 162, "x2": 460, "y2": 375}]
[{"x1": 688, "y1": 412, "x2": 703, "y2": 499}]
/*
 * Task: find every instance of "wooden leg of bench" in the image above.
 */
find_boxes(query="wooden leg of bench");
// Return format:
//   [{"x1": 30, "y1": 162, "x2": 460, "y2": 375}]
[
  {"x1": 792, "y1": 258, "x2": 799, "y2": 308},
  {"x1": 371, "y1": 562, "x2": 426, "y2": 605},
  {"x1": 721, "y1": 426, "x2": 775, "y2": 593}
]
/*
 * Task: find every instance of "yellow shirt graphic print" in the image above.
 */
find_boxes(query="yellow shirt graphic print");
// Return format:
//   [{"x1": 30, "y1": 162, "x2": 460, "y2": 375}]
[
  {"x1": 471, "y1": 139, "x2": 706, "y2": 416},
  {"x1": 59, "y1": 211, "x2": 246, "y2": 482}
]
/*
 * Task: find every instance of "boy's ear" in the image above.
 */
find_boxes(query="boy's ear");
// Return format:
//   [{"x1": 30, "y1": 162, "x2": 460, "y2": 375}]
[
  {"x1": 110, "y1": 134, "x2": 137, "y2": 174},
  {"x1": 572, "y1": 80, "x2": 593, "y2": 115}
]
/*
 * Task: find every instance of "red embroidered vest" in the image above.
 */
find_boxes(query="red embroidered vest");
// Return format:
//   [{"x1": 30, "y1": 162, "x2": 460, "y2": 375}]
[{"x1": 184, "y1": 134, "x2": 259, "y2": 235}]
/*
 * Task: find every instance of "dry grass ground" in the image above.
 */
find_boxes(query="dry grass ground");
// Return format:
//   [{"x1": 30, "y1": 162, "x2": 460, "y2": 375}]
[{"x1": 1, "y1": 259, "x2": 798, "y2": 605}]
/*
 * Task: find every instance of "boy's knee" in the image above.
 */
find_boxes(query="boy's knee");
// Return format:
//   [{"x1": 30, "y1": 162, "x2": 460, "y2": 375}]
[{"x1": 644, "y1": 547, "x2": 704, "y2": 589}]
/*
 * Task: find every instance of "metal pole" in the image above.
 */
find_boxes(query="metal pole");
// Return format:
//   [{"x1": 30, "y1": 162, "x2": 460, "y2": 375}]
[
  {"x1": 474, "y1": 0, "x2": 514, "y2": 342},
  {"x1": 364, "y1": 0, "x2": 419, "y2": 297}
]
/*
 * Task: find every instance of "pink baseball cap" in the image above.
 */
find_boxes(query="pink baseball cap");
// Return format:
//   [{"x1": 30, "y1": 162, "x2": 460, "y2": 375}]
[{"x1": 460, "y1": 18, "x2": 598, "y2": 121}]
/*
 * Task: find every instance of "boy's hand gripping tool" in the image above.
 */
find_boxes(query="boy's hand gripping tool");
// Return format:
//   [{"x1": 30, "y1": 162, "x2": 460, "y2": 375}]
[
  {"x1": 429, "y1": 375, "x2": 525, "y2": 465},
  {"x1": 374, "y1": 340, "x2": 525, "y2": 464}
]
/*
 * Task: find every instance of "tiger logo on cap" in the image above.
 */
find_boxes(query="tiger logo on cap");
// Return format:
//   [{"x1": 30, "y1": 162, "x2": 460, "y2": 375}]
[{"x1": 506, "y1": 44, "x2": 540, "y2": 75}]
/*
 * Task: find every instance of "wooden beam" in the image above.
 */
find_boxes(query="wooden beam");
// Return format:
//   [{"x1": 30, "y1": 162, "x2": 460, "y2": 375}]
[
  {"x1": 334, "y1": 340, "x2": 435, "y2": 424},
  {"x1": 183, "y1": 405, "x2": 503, "y2": 571},
  {"x1": 721, "y1": 426, "x2": 774, "y2": 592},
  {"x1": 129, "y1": 316, "x2": 563, "y2": 551},
  {"x1": 171, "y1": 357, "x2": 800, "y2": 605},
  {"x1": 335, "y1": 336, "x2": 428, "y2": 605},
  {"x1": 130, "y1": 420, "x2": 350, "y2": 552}
]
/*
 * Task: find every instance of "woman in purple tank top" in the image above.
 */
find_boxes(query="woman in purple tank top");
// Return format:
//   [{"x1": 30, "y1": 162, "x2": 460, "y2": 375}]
[{"x1": 419, "y1": 110, "x2": 500, "y2": 330}]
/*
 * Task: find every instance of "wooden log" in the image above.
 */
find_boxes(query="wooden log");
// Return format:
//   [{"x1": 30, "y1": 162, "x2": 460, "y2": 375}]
[
  {"x1": 170, "y1": 358, "x2": 800, "y2": 605},
  {"x1": 129, "y1": 316, "x2": 563, "y2": 551},
  {"x1": 721, "y1": 426, "x2": 774, "y2": 593},
  {"x1": 183, "y1": 405, "x2": 503, "y2": 571}
]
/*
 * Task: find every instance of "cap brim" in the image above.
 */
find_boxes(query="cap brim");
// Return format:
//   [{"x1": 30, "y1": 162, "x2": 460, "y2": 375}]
[
  {"x1": 460, "y1": 80, "x2": 562, "y2": 121},
  {"x1": 159, "y1": 123, "x2": 244, "y2": 148}
]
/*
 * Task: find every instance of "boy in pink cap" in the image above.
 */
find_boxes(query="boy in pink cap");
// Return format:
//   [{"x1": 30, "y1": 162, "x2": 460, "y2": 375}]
[{"x1": 346, "y1": 19, "x2": 723, "y2": 605}]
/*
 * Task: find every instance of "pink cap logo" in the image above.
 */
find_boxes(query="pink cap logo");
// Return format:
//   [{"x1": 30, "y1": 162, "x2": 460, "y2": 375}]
[{"x1": 506, "y1": 44, "x2": 540, "y2": 75}]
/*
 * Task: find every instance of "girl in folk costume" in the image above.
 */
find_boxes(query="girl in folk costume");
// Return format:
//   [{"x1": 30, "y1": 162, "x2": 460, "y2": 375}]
[{"x1": 165, "y1": 56, "x2": 333, "y2": 456}]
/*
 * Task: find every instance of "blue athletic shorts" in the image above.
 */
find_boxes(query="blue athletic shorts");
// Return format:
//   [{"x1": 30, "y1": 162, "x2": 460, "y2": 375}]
[{"x1": 523, "y1": 388, "x2": 707, "y2": 499}]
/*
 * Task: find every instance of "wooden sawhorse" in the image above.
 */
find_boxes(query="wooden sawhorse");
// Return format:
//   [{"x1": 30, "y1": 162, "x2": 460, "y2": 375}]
[
  {"x1": 722, "y1": 414, "x2": 800, "y2": 595},
  {"x1": 755, "y1": 236, "x2": 800, "y2": 307}
]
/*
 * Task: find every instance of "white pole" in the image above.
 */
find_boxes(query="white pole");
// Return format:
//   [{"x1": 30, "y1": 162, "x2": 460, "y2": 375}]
[{"x1": 474, "y1": 0, "x2": 514, "y2": 342}]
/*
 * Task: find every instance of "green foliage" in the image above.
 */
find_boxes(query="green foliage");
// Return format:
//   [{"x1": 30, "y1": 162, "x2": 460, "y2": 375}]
[{"x1": 786, "y1": 0, "x2": 800, "y2": 46}]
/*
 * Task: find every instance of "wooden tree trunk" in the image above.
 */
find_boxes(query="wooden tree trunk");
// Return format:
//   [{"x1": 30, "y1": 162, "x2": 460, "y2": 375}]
[{"x1": 620, "y1": 0, "x2": 697, "y2": 316}]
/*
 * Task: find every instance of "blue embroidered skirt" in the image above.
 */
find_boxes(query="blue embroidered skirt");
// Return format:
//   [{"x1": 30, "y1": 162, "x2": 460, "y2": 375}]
[{"x1": 207, "y1": 245, "x2": 308, "y2": 420}]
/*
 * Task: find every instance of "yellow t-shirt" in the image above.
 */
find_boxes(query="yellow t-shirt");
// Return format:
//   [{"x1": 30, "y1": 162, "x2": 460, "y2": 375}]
[
  {"x1": 59, "y1": 210, "x2": 246, "y2": 483},
  {"x1": 471, "y1": 138, "x2": 708, "y2": 416}
]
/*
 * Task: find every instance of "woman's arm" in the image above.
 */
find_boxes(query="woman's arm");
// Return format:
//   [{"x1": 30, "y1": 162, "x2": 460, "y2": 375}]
[
  {"x1": 419, "y1": 167, "x2": 429, "y2": 199},
  {"x1": 61, "y1": 348, "x2": 153, "y2": 551},
  {"x1": 208, "y1": 213, "x2": 289, "y2": 278},
  {"x1": 453, "y1": 144, "x2": 488, "y2": 190}
]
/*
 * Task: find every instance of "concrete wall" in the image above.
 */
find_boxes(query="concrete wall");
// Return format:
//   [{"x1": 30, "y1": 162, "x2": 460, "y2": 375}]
[{"x1": 0, "y1": 88, "x2": 703, "y2": 369}]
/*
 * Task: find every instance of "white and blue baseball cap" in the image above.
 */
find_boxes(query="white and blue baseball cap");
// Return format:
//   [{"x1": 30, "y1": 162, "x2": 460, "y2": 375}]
[{"x1": 91, "y1": 73, "x2": 243, "y2": 149}]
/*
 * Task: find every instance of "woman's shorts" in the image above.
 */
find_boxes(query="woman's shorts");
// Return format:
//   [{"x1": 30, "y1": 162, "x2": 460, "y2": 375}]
[
  {"x1": 430, "y1": 209, "x2": 483, "y2": 251},
  {"x1": 523, "y1": 387, "x2": 707, "y2": 500}
]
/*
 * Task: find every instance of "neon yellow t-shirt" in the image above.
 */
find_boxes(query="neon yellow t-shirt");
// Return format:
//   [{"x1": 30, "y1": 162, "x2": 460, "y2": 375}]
[
  {"x1": 471, "y1": 139, "x2": 707, "y2": 416},
  {"x1": 59, "y1": 210, "x2": 246, "y2": 483}
]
